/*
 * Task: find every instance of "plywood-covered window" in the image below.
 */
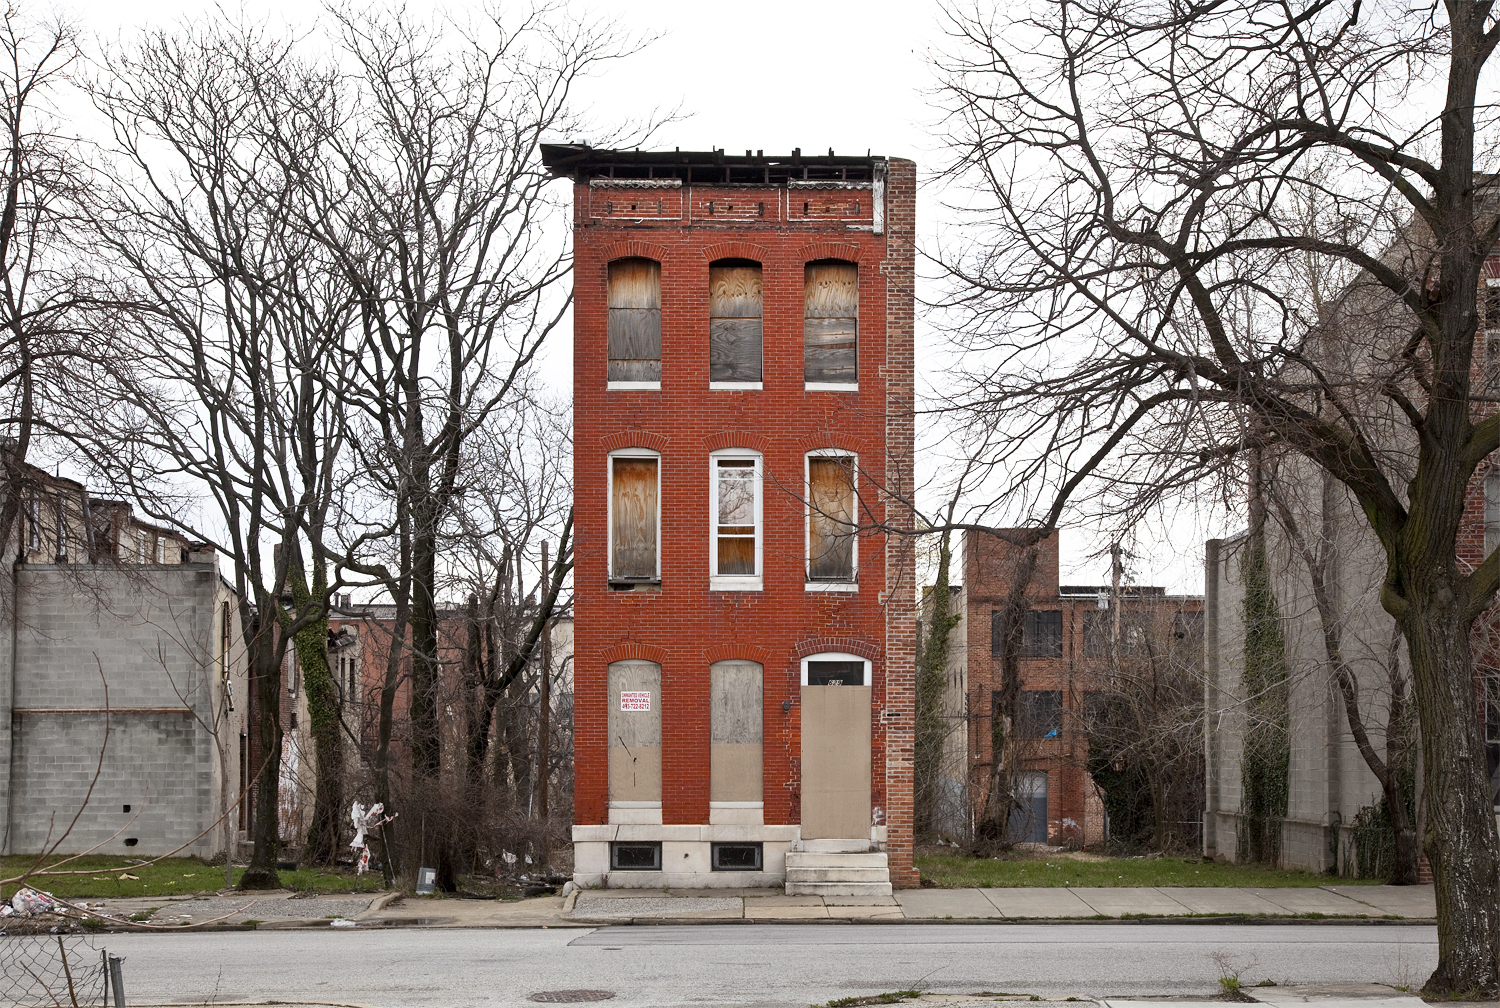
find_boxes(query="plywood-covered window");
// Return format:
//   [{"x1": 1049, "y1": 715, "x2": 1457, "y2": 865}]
[
  {"x1": 709, "y1": 260, "x2": 763, "y2": 384},
  {"x1": 608, "y1": 258, "x2": 662, "y2": 385},
  {"x1": 610, "y1": 453, "x2": 659, "y2": 583},
  {"x1": 711, "y1": 451, "x2": 761, "y2": 587},
  {"x1": 710, "y1": 661, "x2": 763, "y2": 805},
  {"x1": 807, "y1": 453, "x2": 856, "y2": 582},
  {"x1": 804, "y1": 260, "x2": 858, "y2": 386}
]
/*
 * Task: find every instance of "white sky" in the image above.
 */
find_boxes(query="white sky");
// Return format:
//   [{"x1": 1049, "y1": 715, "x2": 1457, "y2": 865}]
[{"x1": 54, "y1": 0, "x2": 1224, "y2": 593}]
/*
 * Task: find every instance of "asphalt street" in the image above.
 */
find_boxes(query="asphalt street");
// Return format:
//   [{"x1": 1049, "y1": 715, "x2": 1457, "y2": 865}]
[{"x1": 98, "y1": 923, "x2": 1438, "y2": 1008}]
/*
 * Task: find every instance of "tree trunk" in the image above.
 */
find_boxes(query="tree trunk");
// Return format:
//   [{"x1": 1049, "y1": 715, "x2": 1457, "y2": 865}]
[
  {"x1": 289, "y1": 556, "x2": 343, "y2": 866},
  {"x1": 1401, "y1": 566, "x2": 1500, "y2": 995},
  {"x1": 974, "y1": 542, "x2": 1039, "y2": 855},
  {"x1": 239, "y1": 611, "x2": 283, "y2": 890}
]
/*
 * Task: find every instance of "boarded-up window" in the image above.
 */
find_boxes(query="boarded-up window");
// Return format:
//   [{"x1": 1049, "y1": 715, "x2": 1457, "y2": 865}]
[
  {"x1": 611, "y1": 456, "x2": 658, "y2": 580},
  {"x1": 710, "y1": 661, "x2": 763, "y2": 803},
  {"x1": 808, "y1": 455, "x2": 855, "y2": 581},
  {"x1": 710, "y1": 260, "x2": 763, "y2": 383},
  {"x1": 804, "y1": 261, "x2": 857, "y2": 384},
  {"x1": 608, "y1": 258, "x2": 661, "y2": 383},
  {"x1": 714, "y1": 457, "x2": 759, "y2": 576}
]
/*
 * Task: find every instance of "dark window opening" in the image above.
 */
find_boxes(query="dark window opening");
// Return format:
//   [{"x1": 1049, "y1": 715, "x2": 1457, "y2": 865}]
[
  {"x1": 122, "y1": 804, "x2": 131, "y2": 813},
  {"x1": 610, "y1": 841, "x2": 662, "y2": 871},
  {"x1": 123, "y1": 838, "x2": 139, "y2": 847},
  {"x1": 806, "y1": 660, "x2": 865, "y2": 686},
  {"x1": 1017, "y1": 610, "x2": 1063, "y2": 658},
  {"x1": 1017, "y1": 690, "x2": 1063, "y2": 738},
  {"x1": 711, "y1": 842, "x2": 763, "y2": 871}
]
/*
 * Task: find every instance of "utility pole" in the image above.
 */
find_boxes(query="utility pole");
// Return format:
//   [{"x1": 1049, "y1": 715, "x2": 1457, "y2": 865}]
[
  {"x1": 536, "y1": 540, "x2": 551, "y2": 826},
  {"x1": 1109, "y1": 541, "x2": 1123, "y2": 659}
]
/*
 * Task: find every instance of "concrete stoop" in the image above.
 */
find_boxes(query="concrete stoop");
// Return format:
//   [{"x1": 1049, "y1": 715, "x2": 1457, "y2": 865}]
[{"x1": 784, "y1": 842, "x2": 893, "y2": 897}]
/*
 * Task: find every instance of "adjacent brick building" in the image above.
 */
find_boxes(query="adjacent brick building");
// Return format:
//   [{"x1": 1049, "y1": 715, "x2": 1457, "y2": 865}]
[
  {"x1": 542, "y1": 145, "x2": 917, "y2": 890},
  {"x1": 953, "y1": 531, "x2": 1203, "y2": 847}
]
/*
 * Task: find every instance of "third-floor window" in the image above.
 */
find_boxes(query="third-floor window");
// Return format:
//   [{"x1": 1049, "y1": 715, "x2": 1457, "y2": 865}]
[
  {"x1": 608, "y1": 258, "x2": 661, "y2": 386},
  {"x1": 709, "y1": 260, "x2": 763, "y2": 385},
  {"x1": 804, "y1": 260, "x2": 858, "y2": 387}
]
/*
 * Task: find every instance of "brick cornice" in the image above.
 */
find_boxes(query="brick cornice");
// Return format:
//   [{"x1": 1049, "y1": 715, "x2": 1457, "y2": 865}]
[
  {"x1": 797, "y1": 241, "x2": 862, "y2": 264},
  {"x1": 792, "y1": 637, "x2": 881, "y2": 661},
  {"x1": 703, "y1": 241, "x2": 770, "y2": 263},
  {"x1": 601, "y1": 430, "x2": 669, "y2": 453},
  {"x1": 599, "y1": 240, "x2": 670, "y2": 264},
  {"x1": 602, "y1": 642, "x2": 668, "y2": 664},
  {"x1": 703, "y1": 432, "x2": 771, "y2": 453},
  {"x1": 703, "y1": 644, "x2": 772, "y2": 666}
]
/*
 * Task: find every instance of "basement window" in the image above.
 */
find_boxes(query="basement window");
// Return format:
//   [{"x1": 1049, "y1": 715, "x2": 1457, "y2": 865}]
[
  {"x1": 608, "y1": 258, "x2": 662, "y2": 388},
  {"x1": 610, "y1": 841, "x2": 662, "y2": 871},
  {"x1": 711, "y1": 842, "x2": 763, "y2": 871}
]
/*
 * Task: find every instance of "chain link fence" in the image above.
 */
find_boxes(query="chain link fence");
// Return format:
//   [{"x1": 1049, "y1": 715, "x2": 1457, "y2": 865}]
[{"x1": 0, "y1": 935, "x2": 116, "y2": 1008}]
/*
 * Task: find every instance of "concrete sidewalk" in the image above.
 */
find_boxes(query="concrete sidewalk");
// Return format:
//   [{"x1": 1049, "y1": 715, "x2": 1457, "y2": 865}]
[{"x1": 68, "y1": 881, "x2": 1434, "y2": 929}]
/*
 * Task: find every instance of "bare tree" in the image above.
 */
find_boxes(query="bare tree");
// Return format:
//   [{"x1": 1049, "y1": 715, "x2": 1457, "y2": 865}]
[
  {"x1": 933, "y1": 0, "x2": 1500, "y2": 991},
  {"x1": 0, "y1": 9, "x2": 87, "y2": 565},
  {"x1": 78, "y1": 24, "x2": 354, "y2": 889}
]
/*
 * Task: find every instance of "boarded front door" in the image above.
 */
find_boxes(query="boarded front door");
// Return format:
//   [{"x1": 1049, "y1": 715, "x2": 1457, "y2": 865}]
[{"x1": 799, "y1": 682, "x2": 872, "y2": 839}]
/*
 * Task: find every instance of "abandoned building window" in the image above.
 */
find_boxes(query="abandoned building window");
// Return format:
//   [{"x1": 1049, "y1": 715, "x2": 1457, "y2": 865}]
[
  {"x1": 610, "y1": 841, "x2": 662, "y2": 871},
  {"x1": 1487, "y1": 283, "x2": 1500, "y2": 330},
  {"x1": 1019, "y1": 610, "x2": 1063, "y2": 658},
  {"x1": 803, "y1": 652, "x2": 868, "y2": 686},
  {"x1": 54, "y1": 493, "x2": 67, "y2": 560},
  {"x1": 26, "y1": 491, "x2": 38, "y2": 550},
  {"x1": 607, "y1": 257, "x2": 662, "y2": 386},
  {"x1": 1173, "y1": 610, "x2": 1204, "y2": 647},
  {"x1": 1082, "y1": 611, "x2": 1108, "y2": 657},
  {"x1": 709, "y1": 259, "x2": 763, "y2": 385},
  {"x1": 710, "y1": 660, "x2": 763, "y2": 806},
  {"x1": 1015, "y1": 689, "x2": 1063, "y2": 737},
  {"x1": 135, "y1": 530, "x2": 147, "y2": 562},
  {"x1": 711, "y1": 842, "x2": 763, "y2": 871},
  {"x1": 807, "y1": 453, "x2": 856, "y2": 582},
  {"x1": 155, "y1": 537, "x2": 166, "y2": 564},
  {"x1": 610, "y1": 452, "x2": 660, "y2": 584},
  {"x1": 804, "y1": 260, "x2": 858, "y2": 386},
  {"x1": 711, "y1": 451, "x2": 761, "y2": 587}
]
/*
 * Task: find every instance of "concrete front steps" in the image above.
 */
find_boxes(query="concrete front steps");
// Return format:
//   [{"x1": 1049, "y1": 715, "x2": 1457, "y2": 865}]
[{"x1": 784, "y1": 840, "x2": 892, "y2": 896}]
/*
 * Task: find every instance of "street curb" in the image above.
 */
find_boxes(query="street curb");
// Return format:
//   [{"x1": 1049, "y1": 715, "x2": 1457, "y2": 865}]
[
  {"x1": 358, "y1": 891, "x2": 403, "y2": 918},
  {"x1": 575, "y1": 914, "x2": 1439, "y2": 928}
]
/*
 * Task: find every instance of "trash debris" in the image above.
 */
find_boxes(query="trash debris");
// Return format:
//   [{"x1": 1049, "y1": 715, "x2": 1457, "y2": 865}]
[
  {"x1": 10, "y1": 888, "x2": 58, "y2": 917},
  {"x1": 329, "y1": 918, "x2": 357, "y2": 928},
  {"x1": 118, "y1": 873, "x2": 138, "y2": 880},
  {"x1": 502, "y1": 851, "x2": 518, "y2": 865},
  {"x1": 350, "y1": 801, "x2": 398, "y2": 876}
]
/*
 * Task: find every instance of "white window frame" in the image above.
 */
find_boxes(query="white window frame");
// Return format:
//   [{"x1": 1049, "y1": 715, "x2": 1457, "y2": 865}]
[
  {"x1": 805, "y1": 449, "x2": 858, "y2": 591},
  {"x1": 608, "y1": 448, "x2": 662, "y2": 584},
  {"x1": 709, "y1": 448, "x2": 763, "y2": 591},
  {"x1": 800, "y1": 651, "x2": 870, "y2": 686}
]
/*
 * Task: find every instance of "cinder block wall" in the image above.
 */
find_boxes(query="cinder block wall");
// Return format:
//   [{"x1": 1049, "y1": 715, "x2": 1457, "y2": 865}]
[{"x1": 6, "y1": 565, "x2": 221, "y2": 856}]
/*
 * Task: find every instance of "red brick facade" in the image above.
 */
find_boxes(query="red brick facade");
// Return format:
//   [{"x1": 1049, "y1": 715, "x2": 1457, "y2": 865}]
[
  {"x1": 963, "y1": 532, "x2": 1203, "y2": 847},
  {"x1": 546, "y1": 146, "x2": 917, "y2": 886}
]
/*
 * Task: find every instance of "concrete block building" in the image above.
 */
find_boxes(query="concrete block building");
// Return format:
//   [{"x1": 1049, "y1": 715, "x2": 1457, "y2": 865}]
[
  {"x1": 0, "y1": 465, "x2": 247, "y2": 857},
  {"x1": 542, "y1": 144, "x2": 917, "y2": 891}
]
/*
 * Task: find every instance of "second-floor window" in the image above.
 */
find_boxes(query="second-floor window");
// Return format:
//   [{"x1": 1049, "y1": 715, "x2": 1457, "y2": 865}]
[
  {"x1": 608, "y1": 258, "x2": 662, "y2": 385},
  {"x1": 709, "y1": 260, "x2": 763, "y2": 385},
  {"x1": 712, "y1": 452, "x2": 761, "y2": 586},
  {"x1": 610, "y1": 452, "x2": 660, "y2": 583},
  {"x1": 804, "y1": 260, "x2": 858, "y2": 387},
  {"x1": 807, "y1": 453, "x2": 856, "y2": 582}
]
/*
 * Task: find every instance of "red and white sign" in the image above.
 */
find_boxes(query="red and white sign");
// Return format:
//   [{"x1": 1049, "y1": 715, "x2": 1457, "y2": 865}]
[{"x1": 619, "y1": 691, "x2": 651, "y2": 711}]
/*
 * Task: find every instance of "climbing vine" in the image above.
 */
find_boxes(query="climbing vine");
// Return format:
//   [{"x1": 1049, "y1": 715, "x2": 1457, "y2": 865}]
[{"x1": 915, "y1": 532, "x2": 962, "y2": 838}]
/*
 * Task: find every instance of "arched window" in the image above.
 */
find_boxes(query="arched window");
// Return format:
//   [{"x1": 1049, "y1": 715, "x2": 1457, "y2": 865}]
[
  {"x1": 609, "y1": 449, "x2": 660, "y2": 585},
  {"x1": 608, "y1": 258, "x2": 661, "y2": 387},
  {"x1": 806, "y1": 450, "x2": 856, "y2": 586},
  {"x1": 710, "y1": 448, "x2": 763, "y2": 590},
  {"x1": 709, "y1": 259, "x2": 763, "y2": 386},
  {"x1": 804, "y1": 260, "x2": 857, "y2": 388}
]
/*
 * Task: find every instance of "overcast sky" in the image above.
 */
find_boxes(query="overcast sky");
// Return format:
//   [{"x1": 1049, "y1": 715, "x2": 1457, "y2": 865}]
[{"x1": 55, "y1": 0, "x2": 1218, "y2": 592}]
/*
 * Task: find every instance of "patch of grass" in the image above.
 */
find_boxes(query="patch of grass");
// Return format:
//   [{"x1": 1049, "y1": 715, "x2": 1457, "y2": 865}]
[
  {"x1": 915, "y1": 852, "x2": 1384, "y2": 888},
  {"x1": 0, "y1": 856, "x2": 387, "y2": 900},
  {"x1": 818, "y1": 993, "x2": 923, "y2": 1008}
]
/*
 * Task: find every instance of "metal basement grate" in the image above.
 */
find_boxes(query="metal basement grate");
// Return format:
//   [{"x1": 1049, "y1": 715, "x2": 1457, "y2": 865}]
[{"x1": 528, "y1": 992, "x2": 616, "y2": 1003}]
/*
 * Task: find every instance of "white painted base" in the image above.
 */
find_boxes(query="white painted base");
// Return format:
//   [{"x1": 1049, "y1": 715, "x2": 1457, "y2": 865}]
[{"x1": 572, "y1": 823, "x2": 799, "y2": 889}]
